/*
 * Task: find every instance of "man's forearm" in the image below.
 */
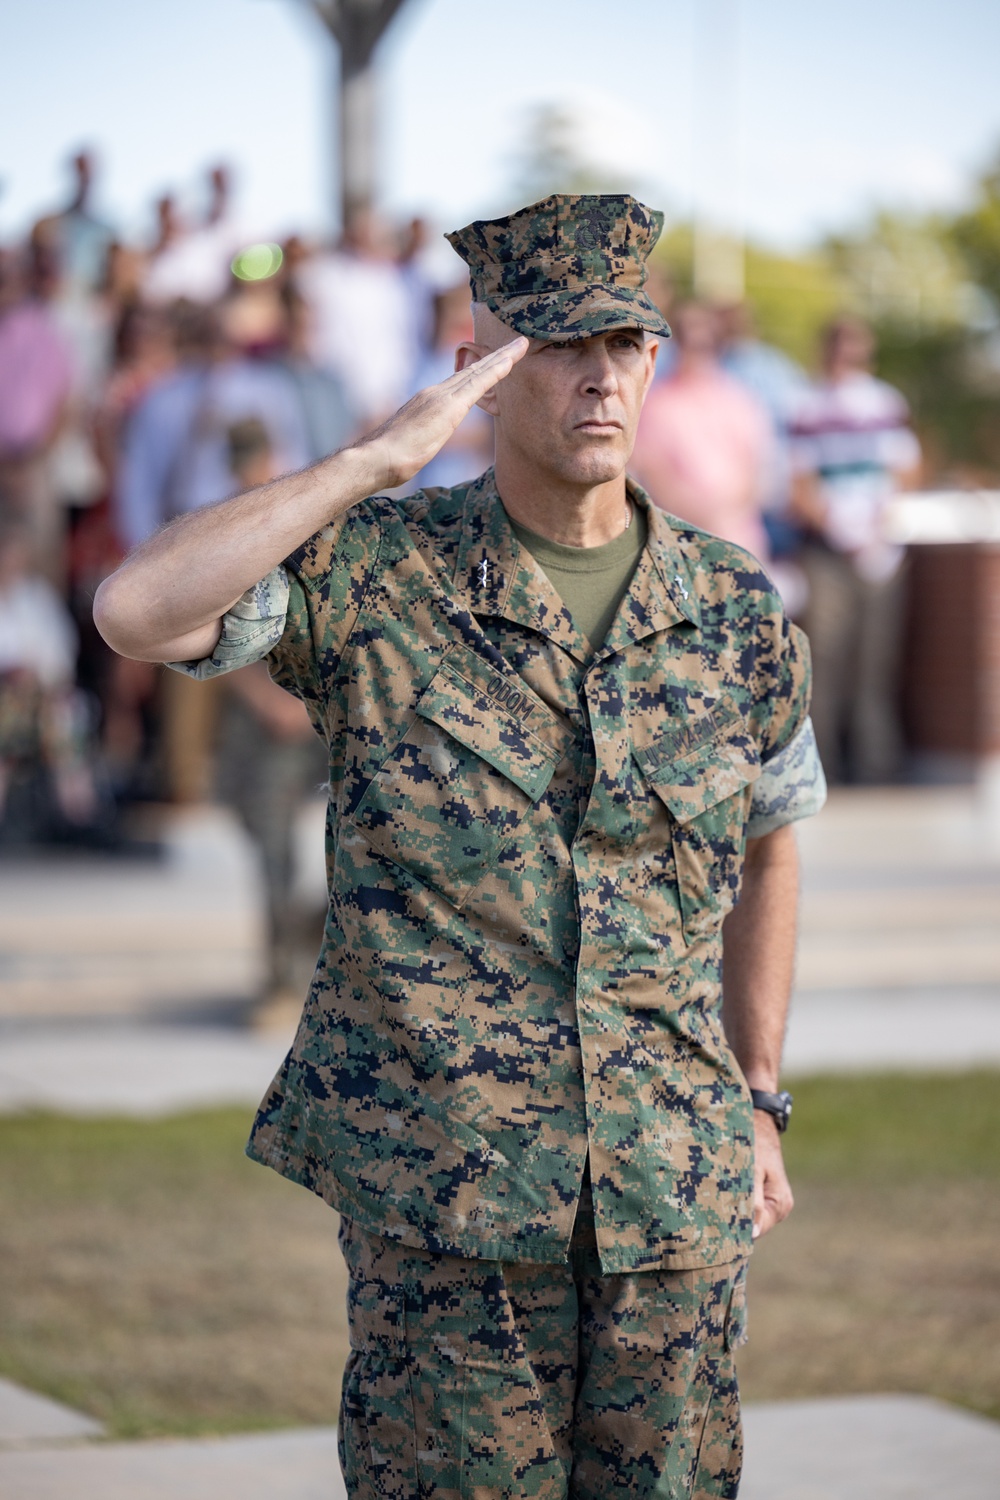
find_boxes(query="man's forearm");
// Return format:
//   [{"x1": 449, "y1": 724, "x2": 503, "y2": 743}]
[
  {"x1": 93, "y1": 337, "x2": 529, "y2": 665},
  {"x1": 93, "y1": 444, "x2": 382, "y2": 663},
  {"x1": 721, "y1": 823, "x2": 799, "y2": 1089}
]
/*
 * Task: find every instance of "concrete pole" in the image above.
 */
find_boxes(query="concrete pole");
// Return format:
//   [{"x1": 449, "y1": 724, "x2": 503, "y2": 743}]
[{"x1": 305, "y1": 0, "x2": 411, "y2": 227}]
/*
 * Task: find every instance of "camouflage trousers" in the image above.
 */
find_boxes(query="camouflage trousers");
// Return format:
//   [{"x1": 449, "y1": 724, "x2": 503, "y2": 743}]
[{"x1": 337, "y1": 1206, "x2": 747, "y2": 1499}]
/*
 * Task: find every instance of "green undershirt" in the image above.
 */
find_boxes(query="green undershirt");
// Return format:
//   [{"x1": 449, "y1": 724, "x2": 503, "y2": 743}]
[{"x1": 510, "y1": 504, "x2": 647, "y2": 651}]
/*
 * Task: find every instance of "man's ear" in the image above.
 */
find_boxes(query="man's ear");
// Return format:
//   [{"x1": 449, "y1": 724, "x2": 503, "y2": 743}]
[
  {"x1": 643, "y1": 337, "x2": 659, "y2": 397},
  {"x1": 456, "y1": 342, "x2": 502, "y2": 416}
]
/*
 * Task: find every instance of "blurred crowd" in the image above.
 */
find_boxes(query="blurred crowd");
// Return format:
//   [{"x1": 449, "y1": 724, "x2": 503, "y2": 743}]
[
  {"x1": 0, "y1": 149, "x2": 921, "y2": 1000},
  {"x1": 0, "y1": 149, "x2": 494, "y2": 1007}
]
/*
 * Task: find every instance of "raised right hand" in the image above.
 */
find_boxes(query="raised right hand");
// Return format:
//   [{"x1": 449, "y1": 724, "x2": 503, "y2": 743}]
[{"x1": 357, "y1": 336, "x2": 528, "y2": 490}]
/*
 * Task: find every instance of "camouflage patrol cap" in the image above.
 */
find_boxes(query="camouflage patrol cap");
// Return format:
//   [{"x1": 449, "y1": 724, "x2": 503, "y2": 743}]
[{"x1": 445, "y1": 193, "x2": 671, "y2": 342}]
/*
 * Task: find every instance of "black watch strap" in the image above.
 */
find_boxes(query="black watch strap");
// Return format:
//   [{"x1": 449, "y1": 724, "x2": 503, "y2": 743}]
[{"x1": 750, "y1": 1088, "x2": 793, "y2": 1133}]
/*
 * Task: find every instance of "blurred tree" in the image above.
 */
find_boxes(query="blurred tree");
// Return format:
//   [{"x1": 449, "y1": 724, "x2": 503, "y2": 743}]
[
  {"x1": 743, "y1": 245, "x2": 845, "y2": 367},
  {"x1": 824, "y1": 210, "x2": 981, "y2": 331},
  {"x1": 508, "y1": 104, "x2": 649, "y2": 207},
  {"x1": 873, "y1": 323, "x2": 1000, "y2": 483},
  {"x1": 822, "y1": 197, "x2": 1000, "y2": 482},
  {"x1": 952, "y1": 148, "x2": 1000, "y2": 310},
  {"x1": 653, "y1": 225, "x2": 844, "y2": 367}
]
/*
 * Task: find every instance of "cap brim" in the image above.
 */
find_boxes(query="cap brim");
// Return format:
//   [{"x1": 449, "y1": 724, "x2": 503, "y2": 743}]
[{"x1": 484, "y1": 284, "x2": 671, "y2": 342}]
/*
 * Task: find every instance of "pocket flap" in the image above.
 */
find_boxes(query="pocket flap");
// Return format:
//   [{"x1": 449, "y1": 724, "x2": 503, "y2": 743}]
[
  {"x1": 416, "y1": 645, "x2": 574, "y2": 801},
  {"x1": 634, "y1": 702, "x2": 761, "y2": 822}
]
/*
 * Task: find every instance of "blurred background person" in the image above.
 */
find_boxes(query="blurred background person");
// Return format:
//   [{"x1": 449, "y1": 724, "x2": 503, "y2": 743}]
[
  {"x1": 214, "y1": 417, "x2": 327, "y2": 1021},
  {"x1": 719, "y1": 306, "x2": 807, "y2": 534},
  {"x1": 645, "y1": 260, "x2": 677, "y2": 383},
  {"x1": 396, "y1": 214, "x2": 437, "y2": 377},
  {"x1": 295, "y1": 205, "x2": 413, "y2": 425},
  {"x1": 32, "y1": 147, "x2": 116, "y2": 305},
  {"x1": 275, "y1": 276, "x2": 356, "y2": 464},
  {"x1": 719, "y1": 300, "x2": 810, "y2": 615},
  {"x1": 790, "y1": 315, "x2": 922, "y2": 784},
  {"x1": 30, "y1": 152, "x2": 117, "y2": 555},
  {"x1": 0, "y1": 514, "x2": 99, "y2": 844},
  {"x1": 0, "y1": 244, "x2": 75, "y2": 579},
  {"x1": 630, "y1": 299, "x2": 773, "y2": 563},
  {"x1": 87, "y1": 301, "x2": 177, "y2": 800},
  {"x1": 114, "y1": 295, "x2": 311, "y2": 802},
  {"x1": 405, "y1": 282, "x2": 493, "y2": 491},
  {"x1": 143, "y1": 163, "x2": 242, "y2": 308},
  {"x1": 114, "y1": 297, "x2": 310, "y2": 552}
]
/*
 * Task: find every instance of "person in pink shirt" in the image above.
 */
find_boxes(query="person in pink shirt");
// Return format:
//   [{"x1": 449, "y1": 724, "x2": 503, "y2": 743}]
[
  {"x1": 0, "y1": 246, "x2": 75, "y2": 579},
  {"x1": 630, "y1": 300, "x2": 772, "y2": 563},
  {"x1": 0, "y1": 247, "x2": 73, "y2": 464}
]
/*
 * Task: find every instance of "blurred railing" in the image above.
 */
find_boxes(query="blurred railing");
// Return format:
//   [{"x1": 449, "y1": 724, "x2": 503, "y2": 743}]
[
  {"x1": 886, "y1": 489, "x2": 1000, "y2": 545},
  {"x1": 885, "y1": 491, "x2": 1000, "y2": 773}
]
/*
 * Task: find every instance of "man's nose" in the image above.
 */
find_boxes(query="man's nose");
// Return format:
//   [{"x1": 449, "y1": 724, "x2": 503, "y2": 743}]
[{"x1": 581, "y1": 350, "x2": 618, "y2": 397}]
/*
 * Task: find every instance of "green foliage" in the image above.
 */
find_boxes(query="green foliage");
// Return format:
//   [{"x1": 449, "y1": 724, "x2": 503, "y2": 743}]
[
  {"x1": 655, "y1": 186, "x2": 1000, "y2": 478},
  {"x1": 824, "y1": 211, "x2": 977, "y2": 331},
  {"x1": 653, "y1": 227, "x2": 844, "y2": 367},
  {"x1": 743, "y1": 244, "x2": 845, "y2": 368},
  {"x1": 873, "y1": 322, "x2": 1000, "y2": 480},
  {"x1": 952, "y1": 150, "x2": 1000, "y2": 309},
  {"x1": 817, "y1": 165, "x2": 1000, "y2": 479}
]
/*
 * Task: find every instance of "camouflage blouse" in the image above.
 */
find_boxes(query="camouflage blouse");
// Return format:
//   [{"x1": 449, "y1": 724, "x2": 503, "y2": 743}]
[{"x1": 173, "y1": 472, "x2": 824, "y2": 1273}]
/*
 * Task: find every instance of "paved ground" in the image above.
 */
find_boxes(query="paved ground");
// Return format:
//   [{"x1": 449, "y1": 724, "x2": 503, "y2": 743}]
[
  {"x1": 2, "y1": 1380, "x2": 998, "y2": 1500},
  {"x1": 739, "y1": 1394, "x2": 1000, "y2": 1500},
  {"x1": 1, "y1": 786, "x2": 998, "y2": 1115}
]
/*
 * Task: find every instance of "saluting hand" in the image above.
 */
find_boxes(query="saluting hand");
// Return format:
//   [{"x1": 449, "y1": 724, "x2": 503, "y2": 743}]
[{"x1": 357, "y1": 336, "x2": 528, "y2": 491}]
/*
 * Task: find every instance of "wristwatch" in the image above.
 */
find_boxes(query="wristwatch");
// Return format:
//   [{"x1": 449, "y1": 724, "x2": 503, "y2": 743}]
[{"x1": 750, "y1": 1088, "x2": 793, "y2": 1133}]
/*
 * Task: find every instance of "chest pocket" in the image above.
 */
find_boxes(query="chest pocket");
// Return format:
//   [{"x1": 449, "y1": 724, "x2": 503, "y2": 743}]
[
  {"x1": 349, "y1": 644, "x2": 574, "y2": 909},
  {"x1": 634, "y1": 704, "x2": 761, "y2": 943}
]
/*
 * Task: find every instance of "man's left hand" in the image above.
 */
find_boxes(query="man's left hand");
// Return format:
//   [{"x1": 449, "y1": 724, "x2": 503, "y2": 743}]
[{"x1": 752, "y1": 1110, "x2": 794, "y2": 1240}]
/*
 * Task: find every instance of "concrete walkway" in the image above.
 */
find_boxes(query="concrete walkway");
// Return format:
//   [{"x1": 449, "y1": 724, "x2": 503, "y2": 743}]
[
  {"x1": 1, "y1": 786, "x2": 999, "y2": 1116},
  {"x1": 739, "y1": 1394, "x2": 1000, "y2": 1500},
  {"x1": 2, "y1": 1379, "x2": 999, "y2": 1500},
  {"x1": 0, "y1": 1021, "x2": 292, "y2": 1116}
]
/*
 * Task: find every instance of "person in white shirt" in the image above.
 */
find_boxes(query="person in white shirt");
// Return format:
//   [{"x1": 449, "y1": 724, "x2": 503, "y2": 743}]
[{"x1": 295, "y1": 209, "x2": 413, "y2": 426}]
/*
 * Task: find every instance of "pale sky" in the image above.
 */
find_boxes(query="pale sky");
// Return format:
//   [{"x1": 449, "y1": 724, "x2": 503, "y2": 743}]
[{"x1": 2, "y1": 0, "x2": 999, "y2": 252}]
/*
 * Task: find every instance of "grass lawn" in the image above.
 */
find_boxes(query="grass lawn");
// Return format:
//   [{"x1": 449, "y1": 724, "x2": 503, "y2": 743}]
[
  {"x1": 739, "y1": 1072, "x2": 1000, "y2": 1423},
  {"x1": 0, "y1": 1072, "x2": 997, "y2": 1438}
]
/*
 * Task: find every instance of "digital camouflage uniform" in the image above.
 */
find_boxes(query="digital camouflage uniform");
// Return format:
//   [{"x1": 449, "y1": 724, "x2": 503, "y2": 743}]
[{"x1": 172, "y1": 195, "x2": 826, "y2": 1498}]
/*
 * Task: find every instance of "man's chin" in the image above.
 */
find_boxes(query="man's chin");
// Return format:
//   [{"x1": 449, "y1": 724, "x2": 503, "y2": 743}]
[{"x1": 550, "y1": 439, "x2": 629, "y2": 488}]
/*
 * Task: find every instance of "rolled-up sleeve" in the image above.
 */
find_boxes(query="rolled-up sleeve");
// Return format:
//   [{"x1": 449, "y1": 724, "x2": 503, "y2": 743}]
[
  {"x1": 747, "y1": 716, "x2": 827, "y2": 838},
  {"x1": 165, "y1": 565, "x2": 290, "y2": 681}
]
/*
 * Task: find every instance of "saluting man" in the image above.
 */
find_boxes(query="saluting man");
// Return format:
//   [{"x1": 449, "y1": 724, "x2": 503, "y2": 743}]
[{"x1": 95, "y1": 195, "x2": 826, "y2": 1500}]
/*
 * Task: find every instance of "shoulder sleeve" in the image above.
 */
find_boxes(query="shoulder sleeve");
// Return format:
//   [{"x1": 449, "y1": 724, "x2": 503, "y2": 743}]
[
  {"x1": 265, "y1": 503, "x2": 383, "y2": 711},
  {"x1": 743, "y1": 594, "x2": 826, "y2": 834},
  {"x1": 747, "y1": 715, "x2": 827, "y2": 837},
  {"x1": 165, "y1": 502, "x2": 383, "y2": 701},
  {"x1": 165, "y1": 565, "x2": 290, "y2": 681},
  {"x1": 739, "y1": 590, "x2": 813, "y2": 760}
]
